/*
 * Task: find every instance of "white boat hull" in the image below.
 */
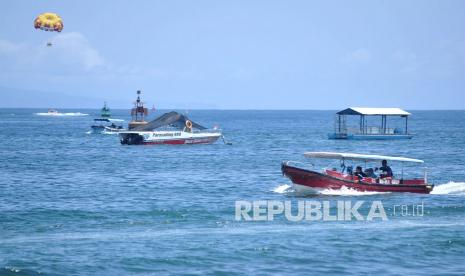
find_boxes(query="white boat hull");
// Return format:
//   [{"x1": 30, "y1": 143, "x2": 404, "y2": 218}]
[{"x1": 119, "y1": 130, "x2": 222, "y2": 145}]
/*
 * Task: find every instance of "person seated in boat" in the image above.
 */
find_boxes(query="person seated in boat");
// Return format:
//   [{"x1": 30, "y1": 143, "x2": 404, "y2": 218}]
[
  {"x1": 346, "y1": 166, "x2": 353, "y2": 175},
  {"x1": 364, "y1": 168, "x2": 377, "y2": 178},
  {"x1": 377, "y1": 160, "x2": 393, "y2": 178},
  {"x1": 354, "y1": 166, "x2": 367, "y2": 179}
]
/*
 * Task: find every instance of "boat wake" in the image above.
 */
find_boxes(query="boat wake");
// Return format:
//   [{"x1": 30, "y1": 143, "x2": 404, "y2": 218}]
[
  {"x1": 272, "y1": 184, "x2": 387, "y2": 196},
  {"x1": 35, "y1": 112, "x2": 89, "y2": 116},
  {"x1": 273, "y1": 182, "x2": 465, "y2": 196},
  {"x1": 272, "y1": 184, "x2": 293, "y2": 194},
  {"x1": 431, "y1": 182, "x2": 465, "y2": 195},
  {"x1": 319, "y1": 186, "x2": 389, "y2": 196}
]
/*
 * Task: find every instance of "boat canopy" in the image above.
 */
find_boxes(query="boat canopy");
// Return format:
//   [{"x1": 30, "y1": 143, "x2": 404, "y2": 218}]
[
  {"x1": 94, "y1": 118, "x2": 124, "y2": 122},
  {"x1": 304, "y1": 152, "x2": 424, "y2": 163},
  {"x1": 133, "y1": 111, "x2": 207, "y2": 131},
  {"x1": 336, "y1": 107, "x2": 411, "y2": 116}
]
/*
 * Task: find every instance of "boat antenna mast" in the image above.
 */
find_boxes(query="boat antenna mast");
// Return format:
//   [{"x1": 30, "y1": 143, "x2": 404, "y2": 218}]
[
  {"x1": 129, "y1": 90, "x2": 149, "y2": 129},
  {"x1": 131, "y1": 90, "x2": 148, "y2": 122}
]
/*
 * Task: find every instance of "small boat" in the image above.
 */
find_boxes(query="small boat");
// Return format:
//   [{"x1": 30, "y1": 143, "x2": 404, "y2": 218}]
[
  {"x1": 35, "y1": 110, "x2": 88, "y2": 116},
  {"x1": 282, "y1": 152, "x2": 433, "y2": 194},
  {"x1": 119, "y1": 111, "x2": 222, "y2": 145},
  {"x1": 100, "y1": 102, "x2": 111, "y2": 117},
  {"x1": 90, "y1": 118, "x2": 125, "y2": 134},
  {"x1": 328, "y1": 107, "x2": 413, "y2": 140},
  {"x1": 47, "y1": 109, "x2": 59, "y2": 115}
]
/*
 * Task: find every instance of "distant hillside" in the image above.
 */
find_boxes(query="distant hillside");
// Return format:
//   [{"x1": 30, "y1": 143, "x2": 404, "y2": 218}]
[
  {"x1": 0, "y1": 86, "x2": 119, "y2": 108},
  {"x1": 0, "y1": 87, "x2": 219, "y2": 109}
]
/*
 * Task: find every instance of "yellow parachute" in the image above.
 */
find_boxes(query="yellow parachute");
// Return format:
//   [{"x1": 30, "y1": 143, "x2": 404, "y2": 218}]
[{"x1": 34, "y1": 13, "x2": 63, "y2": 32}]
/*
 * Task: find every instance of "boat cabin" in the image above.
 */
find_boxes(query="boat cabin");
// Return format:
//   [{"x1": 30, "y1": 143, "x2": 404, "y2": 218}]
[{"x1": 328, "y1": 107, "x2": 413, "y2": 140}]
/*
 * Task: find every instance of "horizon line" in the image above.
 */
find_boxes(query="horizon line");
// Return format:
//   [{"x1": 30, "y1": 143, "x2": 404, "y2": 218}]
[{"x1": 1, "y1": 107, "x2": 465, "y2": 111}]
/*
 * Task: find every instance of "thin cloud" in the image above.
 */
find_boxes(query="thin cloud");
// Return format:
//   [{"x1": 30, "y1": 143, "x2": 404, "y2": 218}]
[
  {"x1": 0, "y1": 32, "x2": 105, "y2": 71},
  {"x1": 343, "y1": 48, "x2": 372, "y2": 63},
  {"x1": 43, "y1": 32, "x2": 106, "y2": 70}
]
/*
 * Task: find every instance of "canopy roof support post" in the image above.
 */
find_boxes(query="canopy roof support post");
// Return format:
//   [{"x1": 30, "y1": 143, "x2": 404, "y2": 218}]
[
  {"x1": 384, "y1": 115, "x2": 387, "y2": 134},
  {"x1": 381, "y1": 115, "x2": 387, "y2": 134},
  {"x1": 405, "y1": 116, "x2": 408, "y2": 134},
  {"x1": 380, "y1": 115, "x2": 384, "y2": 134},
  {"x1": 364, "y1": 116, "x2": 366, "y2": 134},
  {"x1": 338, "y1": 114, "x2": 341, "y2": 133},
  {"x1": 401, "y1": 162, "x2": 404, "y2": 180},
  {"x1": 359, "y1": 115, "x2": 362, "y2": 134}
]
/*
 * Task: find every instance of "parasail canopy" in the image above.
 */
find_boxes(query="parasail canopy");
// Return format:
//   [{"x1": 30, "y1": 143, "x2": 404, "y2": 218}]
[{"x1": 34, "y1": 12, "x2": 63, "y2": 32}]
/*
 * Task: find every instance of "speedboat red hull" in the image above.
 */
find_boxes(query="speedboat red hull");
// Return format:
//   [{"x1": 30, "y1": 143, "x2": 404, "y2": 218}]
[{"x1": 282, "y1": 162, "x2": 433, "y2": 194}]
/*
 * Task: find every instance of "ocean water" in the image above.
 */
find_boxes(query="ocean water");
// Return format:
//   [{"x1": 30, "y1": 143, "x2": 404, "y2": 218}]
[{"x1": 1, "y1": 109, "x2": 465, "y2": 275}]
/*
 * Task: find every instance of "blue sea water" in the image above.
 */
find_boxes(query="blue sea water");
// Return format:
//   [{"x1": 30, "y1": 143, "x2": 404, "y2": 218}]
[{"x1": 1, "y1": 109, "x2": 465, "y2": 275}]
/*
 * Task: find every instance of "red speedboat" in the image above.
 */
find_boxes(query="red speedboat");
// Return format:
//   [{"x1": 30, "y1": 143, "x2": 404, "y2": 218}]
[{"x1": 282, "y1": 152, "x2": 433, "y2": 194}]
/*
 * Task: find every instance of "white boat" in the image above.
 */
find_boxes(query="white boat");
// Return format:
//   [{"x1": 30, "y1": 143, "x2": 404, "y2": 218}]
[
  {"x1": 35, "y1": 109, "x2": 89, "y2": 116},
  {"x1": 90, "y1": 118, "x2": 125, "y2": 134},
  {"x1": 119, "y1": 111, "x2": 222, "y2": 145},
  {"x1": 120, "y1": 129, "x2": 222, "y2": 145}
]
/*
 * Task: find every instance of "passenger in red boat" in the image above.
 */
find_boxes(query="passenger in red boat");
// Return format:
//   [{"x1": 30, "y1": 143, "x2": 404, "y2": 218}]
[
  {"x1": 354, "y1": 166, "x2": 367, "y2": 180},
  {"x1": 364, "y1": 168, "x2": 377, "y2": 178},
  {"x1": 377, "y1": 160, "x2": 393, "y2": 178}
]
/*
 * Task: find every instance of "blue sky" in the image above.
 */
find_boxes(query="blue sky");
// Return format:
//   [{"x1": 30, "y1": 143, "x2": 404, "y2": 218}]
[{"x1": 0, "y1": 0, "x2": 464, "y2": 109}]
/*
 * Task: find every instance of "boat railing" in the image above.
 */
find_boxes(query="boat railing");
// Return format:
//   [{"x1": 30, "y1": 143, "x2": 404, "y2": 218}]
[
  {"x1": 284, "y1": 161, "x2": 314, "y2": 170},
  {"x1": 193, "y1": 129, "x2": 222, "y2": 134},
  {"x1": 337, "y1": 126, "x2": 407, "y2": 135}
]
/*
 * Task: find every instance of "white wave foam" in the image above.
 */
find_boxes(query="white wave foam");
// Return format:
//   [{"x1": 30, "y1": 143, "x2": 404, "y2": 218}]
[
  {"x1": 272, "y1": 184, "x2": 293, "y2": 194},
  {"x1": 319, "y1": 186, "x2": 389, "y2": 196},
  {"x1": 272, "y1": 184, "x2": 387, "y2": 196},
  {"x1": 101, "y1": 130, "x2": 119, "y2": 135},
  {"x1": 431, "y1": 182, "x2": 465, "y2": 195},
  {"x1": 35, "y1": 112, "x2": 88, "y2": 116}
]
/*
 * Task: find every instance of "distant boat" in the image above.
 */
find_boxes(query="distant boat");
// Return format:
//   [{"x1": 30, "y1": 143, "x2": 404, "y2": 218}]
[
  {"x1": 328, "y1": 107, "x2": 413, "y2": 140},
  {"x1": 151, "y1": 104, "x2": 156, "y2": 112},
  {"x1": 35, "y1": 109, "x2": 88, "y2": 116},
  {"x1": 90, "y1": 118, "x2": 125, "y2": 134},
  {"x1": 100, "y1": 102, "x2": 111, "y2": 117},
  {"x1": 47, "y1": 109, "x2": 58, "y2": 115}
]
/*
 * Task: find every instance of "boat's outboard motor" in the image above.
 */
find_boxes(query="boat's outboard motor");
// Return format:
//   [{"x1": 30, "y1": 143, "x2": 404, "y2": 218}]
[{"x1": 120, "y1": 133, "x2": 144, "y2": 145}]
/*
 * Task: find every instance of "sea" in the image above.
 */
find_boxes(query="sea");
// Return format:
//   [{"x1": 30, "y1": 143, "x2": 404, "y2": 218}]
[{"x1": 1, "y1": 109, "x2": 465, "y2": 275}]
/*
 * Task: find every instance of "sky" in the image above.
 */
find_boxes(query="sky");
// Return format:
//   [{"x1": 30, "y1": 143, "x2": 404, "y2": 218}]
[{"x1": 0, "y1": 0, "x2": 464, "y2": 109}]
